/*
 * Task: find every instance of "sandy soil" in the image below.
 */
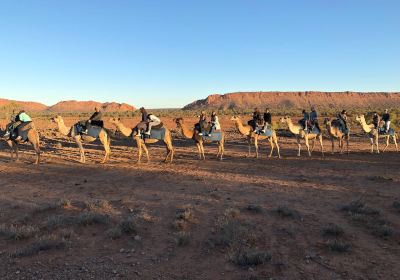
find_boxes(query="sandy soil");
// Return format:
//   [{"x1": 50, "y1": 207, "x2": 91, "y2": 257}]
[{"x1": 0, "y1": 116, "x2": 399, "y2": 280}]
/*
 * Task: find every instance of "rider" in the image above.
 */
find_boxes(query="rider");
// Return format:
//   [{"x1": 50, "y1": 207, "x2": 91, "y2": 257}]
[
  {"x1": 310, "y1": 106, "x2": 320, "y2": 132},
  {"x1": 382, "y1": 109, "x2": 390, "y2": 133},
  {"x1": 372, "y1": 112, "x2": 380, "y2": 129},
  {"x1": 196, "y1": 111, "x2": 207, "y2": 136},
  {"x1": 249, "y1": 108, "x2": 263, "y2": 133},
  {"x1": 299, "y1": 109, "x2": 310, "y2": 130},
  {"x1": 337, "y1": 110, "x2": 348, "y2": 133},
  {"x1": 145, "y1": 113, "x2": 161, "y2": 135},
  {"x1": 4, "y1": 110, "x2": 32, "y2": 141},
  {"x1": 80, "y1": 107, "x2": 103, "y2": 133},
  {"x1": 208, "y1": 111, "x2": 221, "y2": 136},
  {"x1": 261, "y1": 108, "x2": 272, "y2": 133}
]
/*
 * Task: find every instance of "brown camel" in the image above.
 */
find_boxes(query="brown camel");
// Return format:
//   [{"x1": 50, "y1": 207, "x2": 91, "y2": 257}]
[
  {"x1": 230, "y1": 116, "x2": 280, "y2": 158},
  {"x1": 324, "y1": 118, "x2": 350, "y2": 154},
  {"x1": 52, "y1": 115, "x2": 111, "y2": 163},
  {"x1": 110, "y1": 118, "x2": 174, "y2": 163},
  {"x1": 355, "y1": 114, "x2": 398, "y2": 153},
  {"x1": 1, "y1": 122, "x2": 41, "y2": 164},
  {"x1": 280, "y1": 116, "x2": 324, "y2": 157},
  {"x1": 174, "y1": 118, "x2": 224, "y2": 160}
]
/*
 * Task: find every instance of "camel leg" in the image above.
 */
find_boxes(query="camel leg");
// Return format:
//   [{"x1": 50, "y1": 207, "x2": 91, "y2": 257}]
[
  {"x1": 14, "y1": 143, "x2": 19, "y2": 162},
  {"x1": 305, "y1": 138, "x2": 311, "y2": 157},
  {"x1": 27, "y1": 130, "x2": 41, "y2": 164},
  {"x1": 297, "y1": 137, "x2": 301, "y2": 157},
  {"x1": 383, "y1": 136, "x2": 389, "y2": 152},
  {"x1": 393, "y1": 135, "x2": 398, "y2": 152},
  {"x1": 164, "y1": 138, "x2": 174, "y2": 163},
  {"x1": 320, "y1": 135, "x2": 324, "y2": 157},
  {"x1": 200, "y1": 142, "x2": 205, "y2": 160},
  {"x1": 247, "y1": 137, "x2": 251, "y2": 157},
  {"x1": 220, "y1": 141, "x2": 224, "y2": 160},
  {"x1": 268, "y1": 138, "x2": 274, "y2": 157},
  {"x1": 310, "y1": 139, "x2": 316, "y2": 153},
  {"x1": 331, "y1": 138, "x2": 335, "y2": 154},
  {"x1": 136, "y1": 140, "x2": 143, "y2": 163},
  {"x1": 375, "y1": 136, "x2": 380, "y2": 154},
  {"x1": 274, "y1": 136, "x2": 281, "y2": 158},
  {"x1": 74, "y1": 136, "x2": 85, "y2": 163},
  {"x1": 142, "y1": 143, "x2": 149, "y2": 162},
  {"x1": 369, "y1": 137, "x2": 374, "y2": 154},
  {"x1": 196, "y1": 142, "x2": 202, "y2": 160},
  {"x1": 346, "y1": 137, "x2": 350, "y2": 155},
  {"x1": 254, "y1": 138, "x2": 259, "y2": 158}
]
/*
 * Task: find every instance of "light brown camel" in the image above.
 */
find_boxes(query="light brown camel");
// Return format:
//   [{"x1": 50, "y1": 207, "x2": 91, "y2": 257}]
[
  {"x1": 52, "y1": 115, "x2": 111, "y2": 163},
  {"x1": 280, "y1": 116, "x2": 324, "y2": 157},
  {"x1": 355, "y1": 114, "x2": 398, "y2": 153},
  {"x1": 230, "y1": 116, "x2": 280, "y2": 158},
  {"x1": 174, "y1": 118, "x2": 224, "y2": 160},
  {"x1": 324, "y1": 118, "x2": 350, "y2": 154},
  {"x1": 110, "y1": 118, "x2": 174, "y2": 163},
  {"x1": 1, "y1": 123, "x2": 41, "y2": 164}
]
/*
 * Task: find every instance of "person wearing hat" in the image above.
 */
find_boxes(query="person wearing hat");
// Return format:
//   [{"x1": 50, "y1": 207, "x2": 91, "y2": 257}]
[
  {"x1": 382, "y1": 109, "x2": 390, "y2": 133},
  {"x1": 78, "y1": 106, "x2": 103, "y2": 134}
]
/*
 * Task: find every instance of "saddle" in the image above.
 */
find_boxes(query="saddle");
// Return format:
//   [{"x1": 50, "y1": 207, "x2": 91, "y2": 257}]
[{"x1": 72, "y1": 123, "x2": 102, "y2": 138}]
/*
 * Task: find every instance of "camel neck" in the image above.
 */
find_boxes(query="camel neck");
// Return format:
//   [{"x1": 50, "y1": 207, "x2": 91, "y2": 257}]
[
  {"x1": 115, "y1": 121, "x2": 133, "y2": 137},
  {"x1": 287, "y1": 119, "x2": 300, "y2": 135},
  {"x1": 56, "y1": 119, "x2": 71, "y2": 136},
  {"x1": 234, "y1": 119, "x2": 251, "y2": 135},
  {"x1": 360, "y1": 118, "x2": 372, "y2": 133},
  {"x1": 180, "y1": 122, "x2": 195, "y2": 139}
]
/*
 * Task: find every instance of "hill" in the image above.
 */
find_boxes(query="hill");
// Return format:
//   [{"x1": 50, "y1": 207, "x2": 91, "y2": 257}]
[
  {"x1": 0, "y1": 98, "x2": 136, "y2": 113},
  {"x1": 183, "y1": 91, "x2": 400, "y2": 110}
]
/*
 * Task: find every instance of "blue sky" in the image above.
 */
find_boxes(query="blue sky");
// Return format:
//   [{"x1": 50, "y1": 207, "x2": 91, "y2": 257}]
[{"x1": 0, "y1": 0, "x2": 399, "y2": 108}]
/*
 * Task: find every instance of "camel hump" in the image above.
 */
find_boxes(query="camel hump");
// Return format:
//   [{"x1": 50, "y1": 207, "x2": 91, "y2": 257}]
[
  {"x1": 15, "y1": 121, "x2": 35, "y2": 142},
  {"x1": 152, "y1": 122, "x2": 164, "y2": 130}
]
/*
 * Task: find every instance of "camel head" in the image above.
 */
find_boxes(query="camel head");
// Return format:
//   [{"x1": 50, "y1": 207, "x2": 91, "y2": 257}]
[
  {"x1": 355, "y1": 114, "x2": 364, "y2": 123},
  {"x1": 109, "y1": 117, "x2": 121, "y2": 125},
  {"x1": 174, "y1": 118, "x2": 184, "y2": 128},
  {"x1": 51, "y1": 115, "x2": 64, "y2": 124},
  {"x1": 280, "y1": 115, "x2": 290, "y2": 124},
  {"x1": 230, "y1": 116, "x2": 240, "y2": 122}
]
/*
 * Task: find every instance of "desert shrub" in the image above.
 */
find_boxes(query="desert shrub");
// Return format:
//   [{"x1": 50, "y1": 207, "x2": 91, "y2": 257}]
[
  {"x1": 0, "y1": 224, "x2": 39, "y2": 240},
  {"x1": 106, "y1": 228, "x2": 122, "y2": 240},
  {"x1": 392, "y1": 200, "x2": 400, "y2": 212},
  {"x1": 274, "y1": 205, "x2": 298, "y2": 218},
  {"x1": 229, "y1": 247, "x2": 271, "y2": 266},
  {"x1": 245, "y1": 204, "x2": 263, "y2": 214},
  {"x1": 77, "y1": 212, "x2": 110, "y2": 226},
  {"x1": 326, "y1": 239, "x2": 350, "y2": 252},
  {"x1": 119, "y1": 218, "x2": 136, "y2": 234},
  {"x1": 11, "y1": 235, "x2": 66, "y2": 257},
  {"x1": 174, "y1": 231, "x2": 190, "y2": 246},
  {"x1": 322, "y1": 223, "x2": 344, "y2": 237}
]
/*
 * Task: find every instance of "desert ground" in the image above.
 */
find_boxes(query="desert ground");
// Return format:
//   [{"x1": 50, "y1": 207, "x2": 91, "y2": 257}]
[{"x1": 0, "y1": 116, "x2": 399, "y2": 280}]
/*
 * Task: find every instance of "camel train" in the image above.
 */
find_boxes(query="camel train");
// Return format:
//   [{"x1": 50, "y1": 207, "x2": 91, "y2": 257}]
[{"x1": 1, "y1": 110, "x2": 398, "y2": 164}]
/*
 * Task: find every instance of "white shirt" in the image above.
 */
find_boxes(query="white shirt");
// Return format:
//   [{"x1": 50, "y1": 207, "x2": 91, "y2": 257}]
[
  {"x1": 212, "y1": 116, "x2": 221, "y2": 130},
  {"x1": 148, "y1": 114, "x2": 160, "y2": 122}
]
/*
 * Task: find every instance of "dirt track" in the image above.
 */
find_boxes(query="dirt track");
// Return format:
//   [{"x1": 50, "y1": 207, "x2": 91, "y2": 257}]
[{"x1": 0, "y1": 116, "x2": 399, "y2": 280}]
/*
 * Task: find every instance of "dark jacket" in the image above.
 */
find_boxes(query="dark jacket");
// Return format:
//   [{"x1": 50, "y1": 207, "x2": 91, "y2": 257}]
[
  {"x1": 264, "y1": 112, "x2": 272, "y2": 124},
  {"x1": 382, "y1": 113, "x2": 390, "y2": 122},
  {"x1": 253, "y1": 112, "x2": 263, "y2": 125},
  {"x1": 141, "y1": 111, "x2": 148, "y2": 122},
  {"x1": 89, "y1": 111, "x2": 102, "y2": 121},
  {"x1": 310, "y1": 110, "x2": 318, "y2": 122}
]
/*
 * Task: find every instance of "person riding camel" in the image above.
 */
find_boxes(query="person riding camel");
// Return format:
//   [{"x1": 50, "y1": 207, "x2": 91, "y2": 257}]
[
  {"x1": 79, "y1": 107, "x2": 103, "y2": 134},
  {"x1": 144, "y1": 113, "x2": 161, "y2": 135},
  {"x1": 299, "y1": 109, "x2": 310, "y2": 130},
  {"x1": 382, "y1": 109, "x2": 390, "y2": 133},
  {"x1": 310, "y1": 106, "x2": 320, "y2": 132},
  {"x1": 248, "y1": 108, "x2": 263, "y2": 133},
  {"x1": 372, "y1": 112, "x2": 380, "y2": 129},
  {"x1": 4, "y1": 110, "x2": 32, "y2": 141},
  {"x1": 261, "y1": 108, "x2": 272, "y2": 133},
  {"x1": 337, "y1": 110, "x2": 348, "y2": 133},
  {"x1": 208, "y1": 111, "x2": 221, "y2": 136},
  {"x1": 195, "y1": 111, "x2": 207, "y2": 136}
]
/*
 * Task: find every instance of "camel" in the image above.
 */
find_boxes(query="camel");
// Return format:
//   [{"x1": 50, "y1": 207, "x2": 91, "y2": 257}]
[
  {"x1": 51, "y1": 116, "x2": 111, "y2": 163},
  {"x1": 174, "y1": 118, "x2": 224, "y2": 160},
  {"x1": 0, "y1": 123, "x2": 41, "y2": 164},
  {"x1": 355, "y1": 114, "x2": 398, "y2": 153},
  {"x1": 280, "y1": 116, "x2": 324, "y2": 157},
  {"x1": 324, "y1": 118, "x2": 350, "y2": 154},
  {"x1": 110, "y1": 118, "x2": 174, "y2": 163},
  {"x1": 230, "y1": 116, "x2": 280, "y2": 158}
]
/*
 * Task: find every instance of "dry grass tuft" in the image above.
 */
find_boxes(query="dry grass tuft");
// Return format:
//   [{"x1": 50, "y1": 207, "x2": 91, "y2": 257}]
[
  {"x1": 174, "y1": 231, "x2": 191, "y2": 246},
  {"x1": 245, "y1": 204, "x2": 263, "y2": 213},
  {"x1": 106, "y1": 228, "x2": 122, "y2": 240},
  {"x1": 322, "y1": 223, "x2": 344, "y2": 237},
  {"x1": 274, "y1": 205, "x2": 298, "y2": 218},
  {"x1": 10, "y1": 235, "x2": 66, "y2": 258},
  {"x1": 229, "y1": 247, "x2": 271, "y2": 266},
  {"x1": 0, "y1": 224, "x2": 39, "y2": 240},
  {"x1": 119, "y1": 218, "x2": 137, "y2": 234},
  {"x1": 326, "y1": 239, "x2": 351, "y2": 253}
]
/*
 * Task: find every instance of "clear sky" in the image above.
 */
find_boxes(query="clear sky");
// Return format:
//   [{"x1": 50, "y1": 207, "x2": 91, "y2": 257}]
[{"x1": 0, "y1": 0, "x2": 399, "y2": 108}]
